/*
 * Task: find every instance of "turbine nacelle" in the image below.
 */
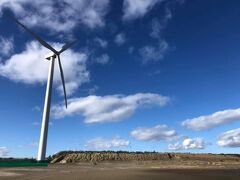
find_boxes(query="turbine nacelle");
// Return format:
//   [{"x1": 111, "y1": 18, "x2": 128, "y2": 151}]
[{"x1": 45, "y1": 52, "x2": 56, "y2": 60}]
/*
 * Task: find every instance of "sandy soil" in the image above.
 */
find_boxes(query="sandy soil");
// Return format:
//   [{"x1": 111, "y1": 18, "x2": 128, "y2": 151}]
[{"x1": 0, "y1": 162, "x2": 240, "y2": 180}]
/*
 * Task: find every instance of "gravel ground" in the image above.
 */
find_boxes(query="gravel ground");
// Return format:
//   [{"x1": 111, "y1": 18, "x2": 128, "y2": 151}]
[{"x1": 0, "y1": 162, "x2": 240, "y2": 180}]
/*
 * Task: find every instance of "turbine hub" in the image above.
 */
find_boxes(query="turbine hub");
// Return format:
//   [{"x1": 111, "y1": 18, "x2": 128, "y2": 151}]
[{"x1": 45, "y1": 52, "x2": 56, "y2": 60}]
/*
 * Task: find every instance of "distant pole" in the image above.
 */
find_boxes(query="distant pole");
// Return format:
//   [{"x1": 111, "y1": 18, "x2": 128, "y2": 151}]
[{"x1": 37, "y1": 56, "x2": 55, "y2": 161}]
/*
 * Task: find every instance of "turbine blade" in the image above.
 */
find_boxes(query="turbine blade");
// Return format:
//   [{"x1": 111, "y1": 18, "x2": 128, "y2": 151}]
[
  {"x1": 57, "y1": 55, "x2": 68, "y2": 108},
  {"x1": 59, "y1": 40, "x2": 78, "y2": 54},
  {"x1": 9, "y1": 15, "x2": 58, "y2": 54}
]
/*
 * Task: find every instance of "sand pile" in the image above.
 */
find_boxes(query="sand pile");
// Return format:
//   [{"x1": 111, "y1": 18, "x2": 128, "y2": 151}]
[{"x1": 49, "y1": 151, "x2": 240, "y2": 164}]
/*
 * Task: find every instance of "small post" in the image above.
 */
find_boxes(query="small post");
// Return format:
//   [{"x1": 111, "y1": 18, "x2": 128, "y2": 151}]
[{"x1": 37, "y1": 55, "x2": 55, "y2": 161}]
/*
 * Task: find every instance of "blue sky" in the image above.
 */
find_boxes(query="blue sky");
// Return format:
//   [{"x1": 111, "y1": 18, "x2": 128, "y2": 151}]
[{"x1": 0, "y1": 0, "x2": 240, "y2": 158}]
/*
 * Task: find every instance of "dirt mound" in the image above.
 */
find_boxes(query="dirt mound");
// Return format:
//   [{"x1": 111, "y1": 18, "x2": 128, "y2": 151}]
[{"x1": 49, "y1": 151, "x2": 240, "y2": 164}]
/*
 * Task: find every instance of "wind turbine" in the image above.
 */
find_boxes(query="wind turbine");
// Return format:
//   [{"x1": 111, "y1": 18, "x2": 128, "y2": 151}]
[{"x1": 10, "y1": 16, "x2": 77, "y2": 161}]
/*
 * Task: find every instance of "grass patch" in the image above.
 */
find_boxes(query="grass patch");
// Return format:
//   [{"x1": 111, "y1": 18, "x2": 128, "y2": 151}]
[{"x1": 0, "y1": 159, "x2": 48, "y2": 167}]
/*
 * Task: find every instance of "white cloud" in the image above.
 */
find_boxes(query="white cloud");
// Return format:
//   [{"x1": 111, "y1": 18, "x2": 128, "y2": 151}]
[
  {"x1": 217, "y1": 128, "x2": 240, "y2": 147},
  {"x1": 168, "y1": 137, "x2": 206, "y2": 150},
  {"x1": 0, "y1": 36, "x2": 14, "y2": 57},
  {"x1": 32, "y1": 106, "x2": 41, "y2": 112},
  {"x1": 168, "y1": 142, "x2": 182, "y2": 150},
  {"x1": 0, "y1": 0, "x2": 110, "y2": 33},
  {"x1": 182, "y1": 138, "x2": 205, "y2": 149},
  {"x1": 131, "y1": 124, "x2": 177, "y2": 141},
  {"x1": 128, "y1": 46, "x2": 135, "y2": 54},
  {"x1": 32, "y1": 122, "x2": 40, "y2": 126},
  {"x1": 150, "y1": 18, "x2": 162, "y2": 39},
  {"x1": 150, "y1": 9, "x2": 172, "y2": 39},
  {"x1": 182, "y1": 108, "x2": 240, "y2": 131},
  {"x1": 96, "y1": 54, "x2": 110, "y2": 64},
  {"x1": 18, "y1": 142, "x2": 38, "y2": 149},
  {"x1": 123, "y1": 0, "x2": 165, "y2": 21},
  {"x1": 0, "y1": 147, "x2": 10, "y2": 157},
  {"x1": 0, "y1": 41, "x2": 89, "y2": 96},
  {"x1": 139, "y1": 40, "x2": 169, "y2": 64},
  {"x1": 94, "y1": 37, "x2": 108, "y2": 48},
  {"x1": 88, "y1": 85, "x2": 99, "y2": 95},
  {"x1": 138, "y1": 7, "x2": 175, "y2": 64},
  {"x1": 52, "y1": 93, "x2": 170, "y2": 124},
  {"x1": 85, "y1": 137, "x2": 130, "y2": 149},
  {"x1": 27, "y1": 142, "x2": 38, "y2": 148},
  {"x1": 147, "y1": 70, "x2": 161, "y2": 76},
  {"x1": 114, "y1": 33, "x2": 126, "y2": 46}
]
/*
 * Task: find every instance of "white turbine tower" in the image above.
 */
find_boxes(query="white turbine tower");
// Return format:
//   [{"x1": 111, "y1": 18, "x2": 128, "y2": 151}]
[{"x1": 10, "y1": 16, "x2": 77, "y2": 161}]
